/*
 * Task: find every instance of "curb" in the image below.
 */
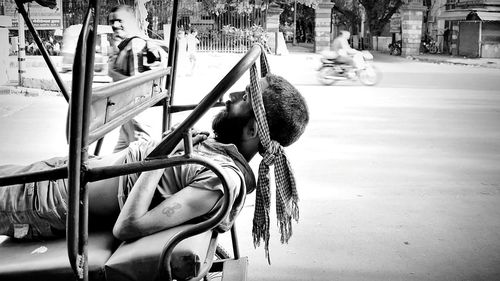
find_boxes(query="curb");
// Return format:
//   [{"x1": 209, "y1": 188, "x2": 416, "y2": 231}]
[
  {"x1": 0, "y1": 85, "x2": 61, "y2": 97},
  {"x1": 407, "y1": 55, "x2": 500, "y2": 69}
]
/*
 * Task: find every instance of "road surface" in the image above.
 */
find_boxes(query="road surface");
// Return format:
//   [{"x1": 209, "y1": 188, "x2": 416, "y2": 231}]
[{"x1": 1, "y1": 52, "x2": 499, "y2": 281}]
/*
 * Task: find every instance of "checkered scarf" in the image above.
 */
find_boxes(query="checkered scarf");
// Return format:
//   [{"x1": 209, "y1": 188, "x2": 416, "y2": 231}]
[{"x1": 250, "y1": 46, "x2": 299, "y2": 264}]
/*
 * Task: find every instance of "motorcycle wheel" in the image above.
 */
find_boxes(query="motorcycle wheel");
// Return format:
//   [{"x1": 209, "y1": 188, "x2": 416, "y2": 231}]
[
  {"x1": 392, "y1": 47, "x2": 401, "y2": 56},
  {"x1": 429, "y1": 45, "x2": 438, "y2": 54},
  {"x1": 317, "y1": 66, "x2": 337, "y2": 85},
  {"x1": 358, "y1": 65, "x2": 381, "y2": 86}
]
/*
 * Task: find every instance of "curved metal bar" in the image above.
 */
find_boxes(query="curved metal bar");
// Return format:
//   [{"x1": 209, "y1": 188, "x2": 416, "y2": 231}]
[
  {"x1": 14, "y1": 0, "x2": 70, "y2": 101},
  {"x1": 76, "y1": 2, "x2": 100, "y2": 280},
  {"x1": 147, "y1": 44, "x2": 262, "y2": 159},
  {"x1": 66, "y1": 3, "x2": 93, "y2": 278},
  {"x1": 189, "y1": 232, "x2": 220, "y2": 281},
  {"x1": 155, "y1": 156, "x2": 233, "y2": 281}
]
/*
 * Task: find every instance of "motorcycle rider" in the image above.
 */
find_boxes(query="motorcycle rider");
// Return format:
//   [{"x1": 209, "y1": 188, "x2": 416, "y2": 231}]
[{"x1": 322, "y1": 30, "x2": 364, "y2": 72}]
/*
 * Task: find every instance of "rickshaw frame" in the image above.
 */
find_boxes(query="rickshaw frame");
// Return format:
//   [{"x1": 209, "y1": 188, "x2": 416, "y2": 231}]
[{"x1": 0, "y1": 0, "x2": 268, "y2": 280}]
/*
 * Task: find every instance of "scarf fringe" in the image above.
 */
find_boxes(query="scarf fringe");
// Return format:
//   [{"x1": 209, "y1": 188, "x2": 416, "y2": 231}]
[
  {"x1": 277, "y1": 199, "x2": 299, "y2": 244},
  {"x1": 252, "y1": 222, "x2": 271, "y2": 264}
]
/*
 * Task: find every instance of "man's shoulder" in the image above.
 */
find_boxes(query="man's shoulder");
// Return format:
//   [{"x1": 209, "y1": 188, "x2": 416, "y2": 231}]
[{"x1": 118, "y1": 36, "x2": 146, "y2": 51}]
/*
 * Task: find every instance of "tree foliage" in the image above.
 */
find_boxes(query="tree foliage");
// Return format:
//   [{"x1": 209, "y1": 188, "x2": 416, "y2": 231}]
[
  {"x1": 200, "y1": 0, "x2": 403, "y2": 36},
  {"x1": 332, "y1": 0, "x2": 403, "y2": 36},
  {"x1": 332, "y1": 0, "x2": 362, "y2": 33},
  {"x1": 357, "y1": 0, "x2": 403, "y2": 35}
]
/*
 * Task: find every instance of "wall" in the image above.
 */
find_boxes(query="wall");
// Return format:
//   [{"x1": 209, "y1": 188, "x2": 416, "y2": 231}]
[
  {"x1": 482, "y1": 43, "x2": 500, "y2": 58},
  {"x1": 481, "y1": 21, "x2": 500, "y2": 58},
  {"x1": 372, "y1": 36, "x2": 392, "y2": 52},
  {"x1": 0, "y1": 28, "x2": 8, "y2": 86}
]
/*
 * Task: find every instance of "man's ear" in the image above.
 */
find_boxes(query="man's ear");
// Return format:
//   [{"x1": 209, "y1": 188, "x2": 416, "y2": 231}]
[{"x1": 243, "y1": 118, "x2": 259, "y2": 139}]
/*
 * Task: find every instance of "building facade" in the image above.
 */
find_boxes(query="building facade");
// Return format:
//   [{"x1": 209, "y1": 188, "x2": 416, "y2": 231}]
[{"x1": 435, "y1": 0, "x2": 500, "y2": 57}]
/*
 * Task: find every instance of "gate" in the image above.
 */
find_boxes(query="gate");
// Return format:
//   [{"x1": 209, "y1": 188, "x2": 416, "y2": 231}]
[
  {"x1": 458, "y1": 21, "x2": 481, "y2": 57},
  {"x1": 175, "y1": 2, "x2": 267, "y2": 53}
]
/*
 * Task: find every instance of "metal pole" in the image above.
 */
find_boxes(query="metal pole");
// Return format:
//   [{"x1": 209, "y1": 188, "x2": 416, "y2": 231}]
[
  {"x1": 293, "y1": 0, "x2": 297, "y2": 45},
  {"x1": 17, "y1": 6, "x2": 26, "y2": 86},
  {"x1": 15, "y1": 0, "x2": 70, "y2": 101}
]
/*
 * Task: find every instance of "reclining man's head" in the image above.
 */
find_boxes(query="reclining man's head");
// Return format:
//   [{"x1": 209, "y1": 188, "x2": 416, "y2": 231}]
[{"x1": 212, "y1": 73, "x2": 309, "y2": 160}]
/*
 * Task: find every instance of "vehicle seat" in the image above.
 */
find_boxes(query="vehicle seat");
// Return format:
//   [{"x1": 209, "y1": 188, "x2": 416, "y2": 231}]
[
  {"x1": 105, "y1": 223, "x2": 214, "y2": 281},
  {"x1": 0, "y1": 224, "x2": 214, "y2": 281},
  {"x1": 0, "y1": 231, "x2": 116, "y2": 281}
]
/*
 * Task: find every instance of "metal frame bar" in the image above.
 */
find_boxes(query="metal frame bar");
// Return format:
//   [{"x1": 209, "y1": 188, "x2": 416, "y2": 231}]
[{"x1": 65, "y1": 0, "x2": 98, "y2": 279}]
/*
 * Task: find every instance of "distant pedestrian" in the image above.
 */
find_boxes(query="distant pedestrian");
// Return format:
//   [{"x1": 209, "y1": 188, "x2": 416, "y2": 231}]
[
  {"x1": 186, "y1": 29, "x2": 199, "y2": 76},
  {"x1": 176, "y1": 29, "x2": 188, "y2": 76},
  {"x1": 53, "y1": 41, "x2": 61, "y2": 56},
  {"x1": 443, "y1": 28, "x2": 451, "y2": 55}
]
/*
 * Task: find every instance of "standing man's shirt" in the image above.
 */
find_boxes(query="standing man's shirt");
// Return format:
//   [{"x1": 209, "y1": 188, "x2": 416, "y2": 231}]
[{"x1": 186, "y1": 34, "x2": 199, "y2": 55}]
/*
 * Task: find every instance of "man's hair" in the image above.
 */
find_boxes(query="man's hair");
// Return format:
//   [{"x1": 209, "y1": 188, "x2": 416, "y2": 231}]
[
  {"x1": 262, "y1": 74, "x2": 309, "y2": 147},
  {"x1": 110, "y1": 4, "x2": 134, "y2": 14}
]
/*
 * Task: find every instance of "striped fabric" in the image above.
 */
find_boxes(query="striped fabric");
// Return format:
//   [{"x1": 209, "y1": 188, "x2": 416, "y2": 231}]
[{"x1": 250, "y1": 44, "x2": 299, "y2": 264}]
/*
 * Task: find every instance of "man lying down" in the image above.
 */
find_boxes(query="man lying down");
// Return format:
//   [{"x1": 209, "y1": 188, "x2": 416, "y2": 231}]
[{"x1": 0, "y1": 74, "x2": 309, "y2": 259}]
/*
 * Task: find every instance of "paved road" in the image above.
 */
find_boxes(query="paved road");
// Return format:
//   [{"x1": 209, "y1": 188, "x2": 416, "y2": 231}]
[
  {"x1": 1, "y1": 52, "x2": 500, "y2": 281},
  {"x1": 229, "y1": 52, "x2": 500, "y2": 281}
]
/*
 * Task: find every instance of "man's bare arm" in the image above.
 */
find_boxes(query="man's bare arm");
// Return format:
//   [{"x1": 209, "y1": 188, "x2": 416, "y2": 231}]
[
  {"x1": 113, "y1": 181, "x2": 221, "y2": 241},
  {"x1": 112, "y1": 132, "x2": 217, "y2": 241}
]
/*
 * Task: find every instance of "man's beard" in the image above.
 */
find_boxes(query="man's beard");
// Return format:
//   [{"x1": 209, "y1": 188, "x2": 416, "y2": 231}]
[{"x1": 212, "y1": 109, "x2": 251, "y2": 145}]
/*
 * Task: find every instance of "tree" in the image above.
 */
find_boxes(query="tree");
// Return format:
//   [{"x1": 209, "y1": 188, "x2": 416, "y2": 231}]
[
  {"x1": 279, "y1": 2, "x2": 316, "y2": 43},
  {"x1": 357, "y1": 0, "x2": 403, "y2": 36},
  {"x1": 332, "y1": 0, "x2": 362, "y2": 34},
  {"x1": 327, "y1": 0, "x2": 403, "y2": 36}
]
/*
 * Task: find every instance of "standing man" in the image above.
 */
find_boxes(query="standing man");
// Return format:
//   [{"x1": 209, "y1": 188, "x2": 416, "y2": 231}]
[
  {"x1": 186, "y1": 28, "x2": 199, "y2": 76},
  {"x1": 176, "y1": 29, "x2": 188, "y2": 76},
  {"x1": 108, "y1": 5, "x2": 167, "y2": 152}
]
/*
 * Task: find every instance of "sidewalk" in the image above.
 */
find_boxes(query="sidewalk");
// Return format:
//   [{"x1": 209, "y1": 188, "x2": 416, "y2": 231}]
[{"x1": 408, "y1": 53, "x2": 500, "y2": 69}]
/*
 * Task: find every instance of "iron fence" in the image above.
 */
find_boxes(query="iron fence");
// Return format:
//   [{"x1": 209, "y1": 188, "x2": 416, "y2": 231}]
[{"x1": 174, "y1": 2, "x2": 267, "y2": 53}]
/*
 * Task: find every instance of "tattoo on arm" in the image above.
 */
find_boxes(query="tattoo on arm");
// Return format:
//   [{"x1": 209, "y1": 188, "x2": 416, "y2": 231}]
[{"x1": 161, "y1": 202, "x2": 182, "y2": 217}]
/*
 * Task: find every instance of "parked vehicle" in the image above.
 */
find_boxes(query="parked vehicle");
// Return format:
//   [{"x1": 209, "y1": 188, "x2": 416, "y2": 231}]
[
  {"x1": 421, "y1": 38, "x2": 439, "y2": 54},
  {"x1": 317, "y1": 50, "x2": 381, "y2": 86},
  {"x1": 60, "y1": 24, "x2": 114, "y2": 74},
  {"x1": 389, "y1": 40, "x2": 402, "y2": 56}
]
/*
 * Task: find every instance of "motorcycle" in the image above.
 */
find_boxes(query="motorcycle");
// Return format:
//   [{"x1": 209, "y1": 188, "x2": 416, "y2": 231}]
[
  {"x1": 421, "y1": 38, "x2": 439, "y2": 54},
  {"x1": 389, "y1": 40, "x2": 402, "y2": 56},
  {"x1": 317, "y1": 50, "x2": 381, "y2": 86}
]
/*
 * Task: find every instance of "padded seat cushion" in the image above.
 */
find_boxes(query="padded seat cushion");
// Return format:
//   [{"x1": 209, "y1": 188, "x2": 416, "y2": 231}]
[
  {"x1": 0, "y1": 232, "x2": 116, "y2": 281},
  {"x1": 105, "y1": 224, "x2": 213, "y2": 281}
]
